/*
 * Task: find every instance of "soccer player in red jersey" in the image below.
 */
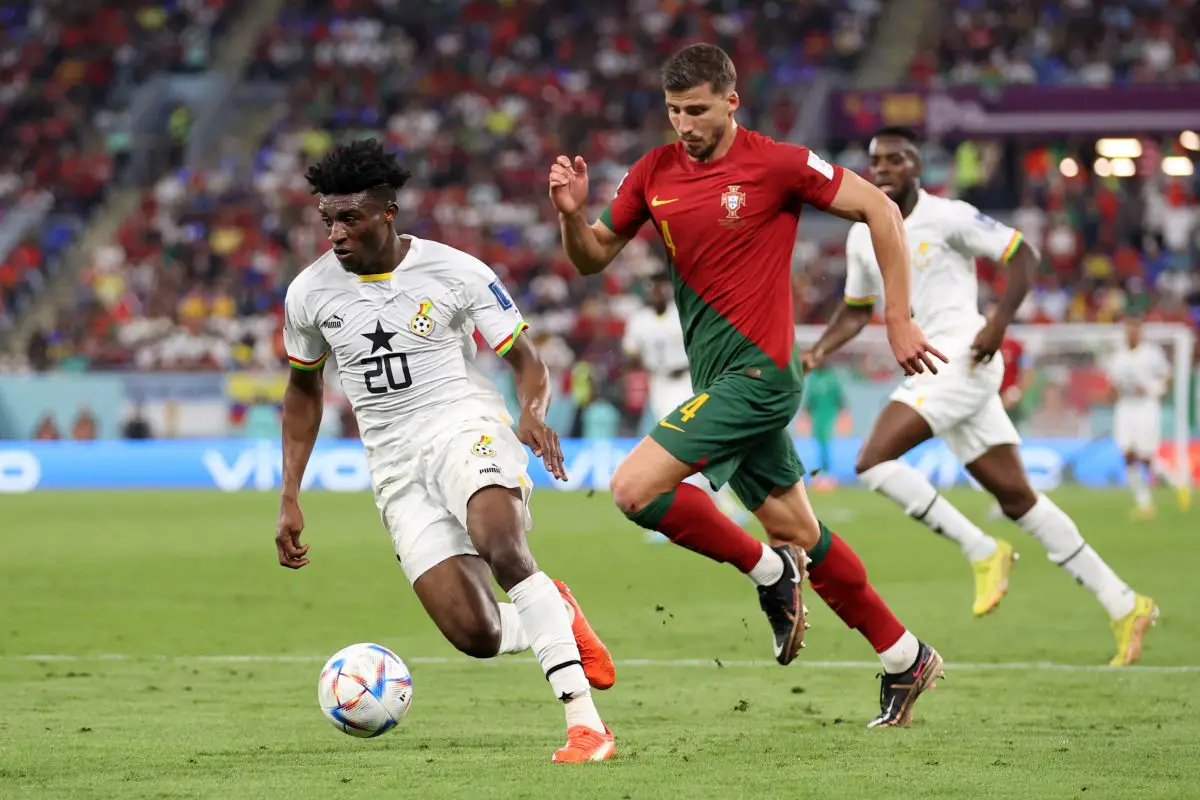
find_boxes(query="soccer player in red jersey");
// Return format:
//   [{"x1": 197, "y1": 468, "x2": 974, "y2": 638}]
[
  {"x1": 996, "y1": 326, "x2": 1027, "y2": 418},
  {"x1": 548, "y1": 43, "x2": 946, "y2": 727}
]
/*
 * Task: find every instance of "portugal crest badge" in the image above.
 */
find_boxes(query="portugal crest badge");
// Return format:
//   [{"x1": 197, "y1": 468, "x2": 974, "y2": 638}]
[{"x1": 721, "y1": 185, "x2": 746, "y2": 219}]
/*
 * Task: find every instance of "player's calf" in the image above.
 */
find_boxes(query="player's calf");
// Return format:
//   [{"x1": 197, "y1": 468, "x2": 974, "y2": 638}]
[{"x1": 412, "y1": 557, "x2": 507, "y2": 659}]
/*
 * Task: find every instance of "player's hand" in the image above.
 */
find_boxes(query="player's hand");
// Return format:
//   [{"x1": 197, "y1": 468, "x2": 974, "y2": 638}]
[
  {"x1": 800, "y1": 347, "x2": 825, "y2": 373},
  {"x1": 970, "y1": 320, "x2": 1006, "y2": 364},
  {"x1": 886, "y1": 316, "x2": 948, "y2": 376},
  {"x1": 517, "y1": 410, "x2": 567, "y2": 481},
  {"x1": 276, "y1": 498, "x2": 310, "y2": 569},
  {"x1": 548, "y1": 155, "x2": 589, "y2": 216}
]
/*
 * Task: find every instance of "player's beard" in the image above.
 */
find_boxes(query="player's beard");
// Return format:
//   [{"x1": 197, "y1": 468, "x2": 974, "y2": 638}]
[{"x1": 690, "y1": 125, "x2": 724, "y2": 162}]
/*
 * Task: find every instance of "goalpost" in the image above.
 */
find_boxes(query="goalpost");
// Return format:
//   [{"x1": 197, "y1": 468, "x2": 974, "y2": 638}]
[{"x1": 794, "y1": 322, "x2": 1196, "y2": 488}]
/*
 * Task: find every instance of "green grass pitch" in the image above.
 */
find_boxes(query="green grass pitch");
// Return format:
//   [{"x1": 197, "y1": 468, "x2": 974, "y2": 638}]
[{"x1": 1, "y1": 488, "x2": 1198, "y2": 799}]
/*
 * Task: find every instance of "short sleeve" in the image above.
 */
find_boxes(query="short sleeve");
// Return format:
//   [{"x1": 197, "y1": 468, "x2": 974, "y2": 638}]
[
  {"x1": 777, "y1": 143, "x2": 845, "y2": 210},
  {"x1": 459, "y1": 260, "x2": 529, "y2": 357},
  {"x1": 283, "y1": 283, "x2": 329, "y2": 371},
  {"x1": 843, "y1": 227, "x2": 881, "y2": 307},
  {"x1": 599, "y1": 156, "x2": 652, "y2": 239},
  {"x1": 949, "y1": 201, "x2": 1023, "y2": 264}
]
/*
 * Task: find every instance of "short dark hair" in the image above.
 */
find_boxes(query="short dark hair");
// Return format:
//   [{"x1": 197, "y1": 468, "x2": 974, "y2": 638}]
[
  {"x1": 305, "y1": 138, "x2": 412, "y2": 201},
  {"x1": 872, "y1": 126, "x2": 921, "y2": 146},
  {"x1": 662, "y1": 43, "x2": 737, "y2": 94}
]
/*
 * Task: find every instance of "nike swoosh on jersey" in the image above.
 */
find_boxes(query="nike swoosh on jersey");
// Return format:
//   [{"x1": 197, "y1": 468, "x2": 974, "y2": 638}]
[{"x1": 650, "y1": 196, "x2": 680, "y2": 207}]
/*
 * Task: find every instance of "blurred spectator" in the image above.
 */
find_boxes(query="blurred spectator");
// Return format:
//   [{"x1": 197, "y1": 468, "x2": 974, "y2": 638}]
[
  {"x1": 71, "y1": 407, "x2": 99, "y2": 440},
  {"x1": 33, "y1": 413, "x2": 61, "y2": 440}
]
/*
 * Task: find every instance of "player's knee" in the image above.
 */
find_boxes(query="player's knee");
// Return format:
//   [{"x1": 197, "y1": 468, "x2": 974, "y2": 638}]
[
  {"x1": 609, "y1": 467, "x2": 649, "y2": 515},
  {"x1": 443, "y1": 617, "x2": 502, "y2": 659}
]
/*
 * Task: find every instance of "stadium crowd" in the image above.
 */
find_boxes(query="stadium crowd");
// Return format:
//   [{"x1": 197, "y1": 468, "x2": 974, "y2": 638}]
[
  {"x1": 2, "y1": 0, "x2": 1198, "y2": 432},
  {"x1": 911, "y1": 0, "x2": 1200, "y2": 87},
  {"x1": 0, "y1": 0, "x2": 239, "y2": 333}
]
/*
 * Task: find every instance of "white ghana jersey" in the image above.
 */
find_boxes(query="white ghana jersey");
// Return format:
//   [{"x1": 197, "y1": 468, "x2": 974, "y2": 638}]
[
  {"x1": 1106, "y1": 342, "x2": 1170, "y2": 411},
  {"x1": 844, "y1": 190, "x2": 1023, "y2": 342},
  {"x1": 283, "y1": 236, "x2": 527, "y2": 476},
  {"x1": 622, "y1": 303, "x2": 690, "y2": 379}
]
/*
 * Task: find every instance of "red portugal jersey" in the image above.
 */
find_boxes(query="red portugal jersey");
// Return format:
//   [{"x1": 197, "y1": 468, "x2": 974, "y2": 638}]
[
  {"x1": 599, "y1": 127, "x2": 844, "y2": 391},
  {"x1": 999, "y1": 337, "x2": 1024, "y2": 395}
]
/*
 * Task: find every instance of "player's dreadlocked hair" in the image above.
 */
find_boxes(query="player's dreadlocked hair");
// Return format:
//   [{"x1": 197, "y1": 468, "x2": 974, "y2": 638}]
[
  {"x1": 304, "y1": 138, "x2": 413, "y2": 201},
  {"x1": 662, "y1": 43, "x2": 737, "y2": 94}
]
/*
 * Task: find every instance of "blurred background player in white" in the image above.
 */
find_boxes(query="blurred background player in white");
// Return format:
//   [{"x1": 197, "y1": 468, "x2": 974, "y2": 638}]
[
  {"x1": 622, "y1": 273, "x2": 749, "y2": 535},
  {"x1": 1105, "y1": 316, "x2": 1191, "y2": 518},
  {"x1": 804, "y1": 126, "x2": 1158, "y2": 666},
  {"x1": 275, "y1": 139, "x2": 615, "y2": 762}
]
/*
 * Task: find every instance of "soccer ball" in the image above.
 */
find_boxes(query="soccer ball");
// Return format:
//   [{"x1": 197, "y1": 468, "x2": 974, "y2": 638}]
[{"x1": 317, "y1": 643, "x2": 413, "y2": 737}]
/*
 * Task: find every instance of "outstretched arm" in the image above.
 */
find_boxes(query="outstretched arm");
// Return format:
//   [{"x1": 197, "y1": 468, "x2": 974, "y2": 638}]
[
  {"x1": 559, "y1": 212, "x2": 629, "y2": 276},
  {"x1": 503, "y1": 334, "x2": 566, "y2": 481},
  {"x1": 277, "y1": 365, "x2": 323, "y2": 568},
  {"x1": 549, "y1": 155, "x2": 639, "y2": 275}
]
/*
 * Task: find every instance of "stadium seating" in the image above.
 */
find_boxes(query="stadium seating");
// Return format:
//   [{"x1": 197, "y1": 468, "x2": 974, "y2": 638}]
[
  {"x1": 913, "y1": 0, "x2": 1200, "y2": 87},
  {"x1": 0, "y1": 0, "x2": 239, "y2": 338},
  {"x1": 11, "y1": 0, "x2": 1198, "y2": 436}
]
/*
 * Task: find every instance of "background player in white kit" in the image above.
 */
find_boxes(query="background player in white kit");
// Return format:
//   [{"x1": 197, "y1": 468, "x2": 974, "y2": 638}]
[
  {"x1": 804, "y1": 126, "x2": 1158, "y2": 666},
  {"x1": 622, "y1": 272, "x2": 749, "y2": 528},
  {"x1": 275, "y1": 139, "x2": 615, "y2": 762},
  {"x1": 1105, "y1": 316, "x2": 1191, "y2": 518}
]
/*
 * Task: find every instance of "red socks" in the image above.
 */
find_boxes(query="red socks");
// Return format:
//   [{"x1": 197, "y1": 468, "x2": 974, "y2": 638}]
[
  {"x1": 655, "y1": 483, "x2": 763, "y2": 574},
  {"x1": 808, "y1": 532, "x2": 905, "y2": 653}
]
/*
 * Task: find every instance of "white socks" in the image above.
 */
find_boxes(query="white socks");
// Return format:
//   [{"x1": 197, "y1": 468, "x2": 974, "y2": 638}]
[
  {"x1": 747, "y1": 542, "x2": 785, "y2": 586},
  {"x1": 859, "y1": 461, "x2": 998, "y2": 562},
  {"x1": 1015, "y1": 494, "x2": 1136, "y2": 620},
  {"x1": 1127, "y1": 464, "x2": 1152, "y2": 510},
  {"x1": 497, "y1": 603, "x2": 530, "y2": 654},
  {"x1": 507, "y1": 571, "x2": 604, "y2": 732},
  {"x1": 879, "y1": 630, "x2": 921, "y2": 674}
]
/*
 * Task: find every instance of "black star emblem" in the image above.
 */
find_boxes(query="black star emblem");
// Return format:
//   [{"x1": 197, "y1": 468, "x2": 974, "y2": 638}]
[{"x1": 362, "y1": 321, "x2": 397, "y2": 354}]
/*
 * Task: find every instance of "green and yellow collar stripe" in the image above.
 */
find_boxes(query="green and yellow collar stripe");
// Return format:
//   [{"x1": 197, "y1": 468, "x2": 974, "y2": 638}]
[
  {"x1": 289, "y1": 351, "x2": 329, "y2": 371},
  {"x1": 494, "y1": 322, "x2": 529, "y2": 357},
  {"x1": 358, "y1": 272, "x2": 393, "y2": 282},
  {"x1": 1000, "y1": 231, "x2": 1023, "y2": 264},
  {"x1": 845, "y1": 294, "x2": 876, "y2": 307}
]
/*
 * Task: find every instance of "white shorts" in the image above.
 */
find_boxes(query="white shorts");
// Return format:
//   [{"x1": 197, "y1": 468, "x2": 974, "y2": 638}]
[
  {"x1": 374, "y1": 418, "x2": 532, "y2": 584},
  {"x1": 890, "y1": 342, "x2": 1020, "y2": 465},
  {"x1": 650, "y1": 375, "x2": 695, "y2": 422},
  {"x1": 1114, "y1": 403, "x2": 1161, "y2": 460}
]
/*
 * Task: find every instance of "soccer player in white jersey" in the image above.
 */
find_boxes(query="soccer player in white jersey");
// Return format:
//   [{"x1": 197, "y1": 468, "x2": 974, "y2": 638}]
[
  {"x1": 803, "y1": 127, "x2": 1158, "y2": 666},
  {"x1": 1106, "y1": 315, "x2": 1191, "y2": 518},
  {"x1": 622, "y1": 273, "x2": 749, "y2": 526},
  {"x1": 275, "y1": 140, "x2": 615, "y2": 762}
]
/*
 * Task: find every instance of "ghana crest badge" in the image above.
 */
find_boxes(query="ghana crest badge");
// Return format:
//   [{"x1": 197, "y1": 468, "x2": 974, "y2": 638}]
[{"x1": 410, "y1": 301, "x2": 434, "y2": 336}]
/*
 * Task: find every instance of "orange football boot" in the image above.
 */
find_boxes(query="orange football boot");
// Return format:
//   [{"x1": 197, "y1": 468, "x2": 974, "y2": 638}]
[
  {"x1": 552, "y1": 724, "x2": 616, "y2": 763},
  {"x1": 554, "y1": 579, "x2": 616, "y2": 690}
]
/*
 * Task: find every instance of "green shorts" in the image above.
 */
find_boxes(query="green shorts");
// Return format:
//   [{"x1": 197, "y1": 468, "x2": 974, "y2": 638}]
[{"x1": 650, "y1": 371, "x2": 805, "y2": 511}]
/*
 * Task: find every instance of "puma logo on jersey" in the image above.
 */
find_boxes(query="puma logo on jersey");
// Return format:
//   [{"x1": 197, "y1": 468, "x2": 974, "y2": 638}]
[
  {"x1": 479, "y1": 465, "x2": 502, "y2": 476},
  {"x1": 321, "y1": 314, "x2": 344, "y2": 330},
  {"x1": 650, "y1": 196, "x2": 680, "y2": 207}
]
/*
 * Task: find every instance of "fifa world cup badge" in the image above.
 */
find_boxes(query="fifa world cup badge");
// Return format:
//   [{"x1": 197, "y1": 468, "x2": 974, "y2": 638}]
[
  {"x1": 721, "y1": 185, "x2": 746, "y2": 219},
  {"x1": 471, "y1": 435, "x2": 496, "y2": 458},
  {"x1": 409, "y1": 301, "x2": 434, "y2": 336}
]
